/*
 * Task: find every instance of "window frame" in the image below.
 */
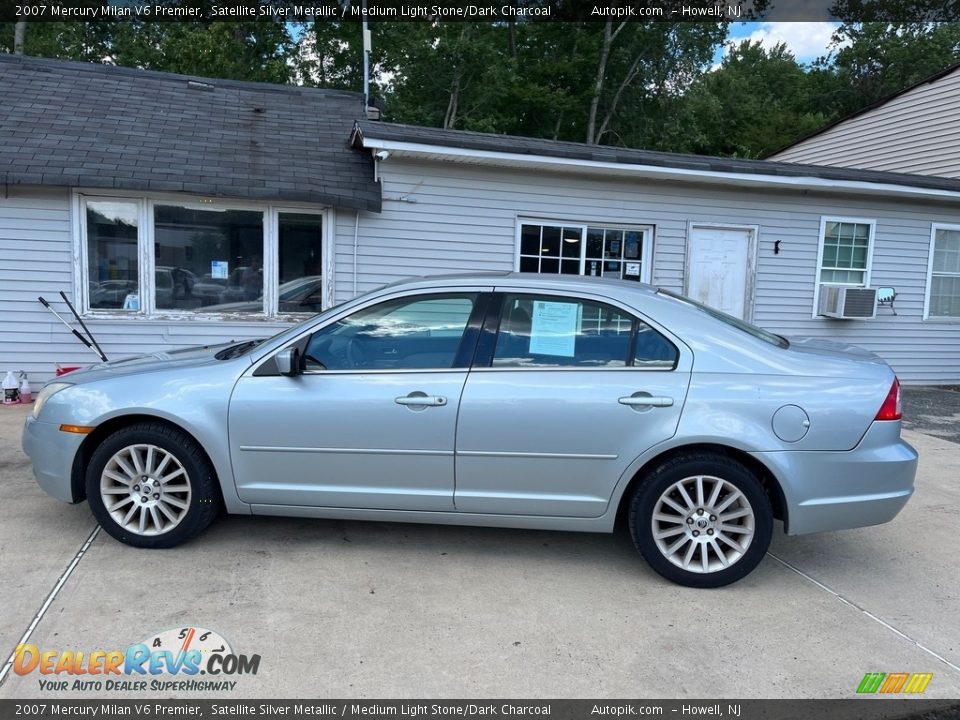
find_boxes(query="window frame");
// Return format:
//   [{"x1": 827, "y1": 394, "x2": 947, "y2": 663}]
[
  {"x1": 514, "y1": 218, "x2": 654, "y2": 283},
  {"x1": 253, "y1": 287, "x2": 494, "y2": 377},
  {"x1": 812, "y1": 216, "x2": 876, "y2": 319},
  {"x1": 473, "y1": 290, "x2": 679, "y2": 372},
  {"x1": 300, "y1": 291, "x2": 485, "y2": 374},
  {"x1": 924, "y1": 222, "x2": 960, "y2": 322},
  {"x1": 72, "y1": 189, "x2": 332, "y2": 319}
]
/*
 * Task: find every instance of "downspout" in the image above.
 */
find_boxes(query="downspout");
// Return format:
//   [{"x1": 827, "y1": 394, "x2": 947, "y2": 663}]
[{"x1": 353, "y1": 209, "x2": 360, "y2": 297}]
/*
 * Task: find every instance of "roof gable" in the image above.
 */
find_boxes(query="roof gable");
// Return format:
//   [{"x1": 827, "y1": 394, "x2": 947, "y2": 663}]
[
  {"x1": 0, "y1": 55, "x2": 381, "y2": 211},
  {"x1": 768, "y1": 63, "x2": 960, "y2": 177}
]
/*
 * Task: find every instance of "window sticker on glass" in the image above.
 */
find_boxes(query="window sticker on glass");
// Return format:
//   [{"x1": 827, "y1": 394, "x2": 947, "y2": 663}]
[
  {"x1": 529, "y1": 300, "x2": 578, "y2": 357},
  {"x1": 211, "y1": 261, "x2": 229, "y2": 279},
  {"x1": 625, "y1": 262, "x2": 641, "y2": 277}
]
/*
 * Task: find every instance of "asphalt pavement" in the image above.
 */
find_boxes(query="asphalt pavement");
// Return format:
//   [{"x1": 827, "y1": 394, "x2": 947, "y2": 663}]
[{"x1": 903, "y1": 386, "x2": 960, "y2": 445}]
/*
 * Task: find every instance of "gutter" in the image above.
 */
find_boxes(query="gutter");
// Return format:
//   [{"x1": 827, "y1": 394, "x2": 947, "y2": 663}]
[{"x1": 357, "y1": 136, "x2": 960, "y2": 204}]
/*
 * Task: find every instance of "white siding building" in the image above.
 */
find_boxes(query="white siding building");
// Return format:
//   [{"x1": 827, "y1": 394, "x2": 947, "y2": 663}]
[
  {"x1": 770, "y1": 64, "x2": 960, "y2": 179},
  {"x1": 3, "y1": 56, "x2": 960, "y2": 385}
]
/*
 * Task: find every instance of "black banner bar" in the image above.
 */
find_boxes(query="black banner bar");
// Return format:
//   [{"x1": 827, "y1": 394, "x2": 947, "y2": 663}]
[
  {"x1": 1, "y1": 700, "x2": 960, "y2": 720},
  {"x1": 1, "y1": 0, "x2": 959, "y2": 23}
]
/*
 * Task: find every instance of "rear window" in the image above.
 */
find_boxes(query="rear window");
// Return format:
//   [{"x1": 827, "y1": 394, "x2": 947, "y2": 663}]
[{"x1": 658, "y1": 290, "x2": 788, "y2": 348}]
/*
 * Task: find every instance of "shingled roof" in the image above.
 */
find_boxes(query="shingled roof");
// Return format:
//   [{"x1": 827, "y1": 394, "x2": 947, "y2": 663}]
[
  {"x1": 0, "y1": 55, "x2": 381, "y2": 211},
  {"x1": 354, "y1": 120, "x2": 960, "y2": 195}
]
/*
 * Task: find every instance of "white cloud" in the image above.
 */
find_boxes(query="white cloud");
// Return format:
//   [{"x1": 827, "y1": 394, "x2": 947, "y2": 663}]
[{"x1": 728, "y1": 22, "x2": 846, "y2": 64}]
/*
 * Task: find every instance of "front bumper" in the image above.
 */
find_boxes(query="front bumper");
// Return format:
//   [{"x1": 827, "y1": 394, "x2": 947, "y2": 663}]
[
  {"x1": 753, "y1": 421, "x2": 918, "y2": 536},
  {"x1": 22, "y1": 415, "x2": 87, "y2": 504}
]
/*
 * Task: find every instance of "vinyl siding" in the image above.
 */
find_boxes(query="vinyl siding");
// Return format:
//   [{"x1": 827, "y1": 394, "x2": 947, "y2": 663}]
[
  {"x1": 4, "y1": 169, "x2": 960, "y2": 386},
  {"x1": 771, "y1": 67, "x2": 960, "y2": 178},
  {"x1": 336, "y1": 158, "x2": 960, "y2": 385},
  {"x1": 0, "y1": 186, "x2": 290, "y2": 384}
]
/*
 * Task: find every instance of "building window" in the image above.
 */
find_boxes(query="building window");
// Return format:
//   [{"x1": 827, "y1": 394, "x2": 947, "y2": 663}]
[
  {"x1": 818, "y1": 218, "x2": 874, "y2": 285},
  {"x1": 518, "y1": 221, "x2": 653, "y2": 283},
  {"x1": 278, "y1": 213, "x2": 325, "y2": 313},
  {"x1": 86, "y1": 201, "x2": 140, "y2": 311},
  {"x1": 78, "y1": 194, "x2": 326, "y2": 316},
  {"x1": 154, "y1": 205, "x2": 264, "y2": 312},
  {"x1": 927, "y1": 225, "x2": 960, "y2": 318}
]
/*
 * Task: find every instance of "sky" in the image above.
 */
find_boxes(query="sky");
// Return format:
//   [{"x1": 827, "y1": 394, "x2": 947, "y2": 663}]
[{"x1": 718, "y1": 21, "x2": 844, "y2": 65}]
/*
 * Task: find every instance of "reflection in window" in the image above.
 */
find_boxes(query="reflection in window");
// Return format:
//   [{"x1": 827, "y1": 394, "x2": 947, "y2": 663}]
[
  {"x1": 929, "y1": 227, "x2": 960, "y2": 317},
  {"x1": 87, "y1": 201, "x2": 139, "y2": 310},
  {"x1": 520, "y1": 222, "x2": 649, "y2": 282},
  {"x1": 304, "y1": 294, "x2": 477, "y2": 370},
  {"x1": 820, "y1": 220, "x2": 871, "y2": 285},
  {"x1": 154, "y1": 205, "x2": 263, "y2": 311},
  {"x1": 278, "y1": 213, "x2": 324, "y2": 313},
  {"x1": 492, "y1": 295, "x2": 676, "y2": 369},
  {"x1": 493, "y1": 295, "x2": 677, "y2": 369}
]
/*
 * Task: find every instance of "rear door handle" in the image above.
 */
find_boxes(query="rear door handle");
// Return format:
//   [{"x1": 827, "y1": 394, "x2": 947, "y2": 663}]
[
  {"x1": 395, "y1": 394, "x2": 447, "y2": 407},
  {"x1": 619, "y1": 395, "x2": 674, "y2": 408}
]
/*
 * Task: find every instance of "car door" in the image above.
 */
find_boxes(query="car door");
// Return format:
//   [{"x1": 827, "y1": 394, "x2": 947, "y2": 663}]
[
  {"x1": 229, "y1": 291, "x2": 488, "y2": 511},
  {"x1": 454, "y1": 290, "x2": 690, "y2": 518}
]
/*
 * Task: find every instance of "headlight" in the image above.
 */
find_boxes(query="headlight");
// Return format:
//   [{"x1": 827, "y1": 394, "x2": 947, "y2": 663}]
[{"x1": 33, "y1": 382, "x2": 73, "y2": 419}]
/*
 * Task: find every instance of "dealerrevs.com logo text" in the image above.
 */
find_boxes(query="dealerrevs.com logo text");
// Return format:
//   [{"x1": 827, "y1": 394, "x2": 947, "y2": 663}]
[{"x1": 13, "y1": 627, "x2": 260, "y2": 693}]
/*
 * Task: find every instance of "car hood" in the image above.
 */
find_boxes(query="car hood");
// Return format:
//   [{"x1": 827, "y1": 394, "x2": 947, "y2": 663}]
[
  {"x1": 785, "y1": 335, "x2": 886, "y2": 364},
  {"x1": 55, "y1": 342, "x2": 249, "y2": 384}
]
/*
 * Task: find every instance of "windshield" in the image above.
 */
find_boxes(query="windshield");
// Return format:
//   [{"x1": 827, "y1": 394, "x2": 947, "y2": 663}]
[{"x1": 658, "y1": 290, "x2": 789, "y2": 348}]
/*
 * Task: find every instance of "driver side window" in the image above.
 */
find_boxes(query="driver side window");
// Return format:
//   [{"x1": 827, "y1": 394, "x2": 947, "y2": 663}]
[{"x1": 304, "y1": 293, "x2": 478, "y2": 371}]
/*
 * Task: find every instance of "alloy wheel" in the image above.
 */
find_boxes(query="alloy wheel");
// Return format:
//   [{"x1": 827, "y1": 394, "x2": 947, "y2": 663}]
[
  {"x1": 650, "y1": 474, "x2": 756, "y2": 574},
  {"x1": 99, "y1": 443, "x2": 192, "y2": 536}
]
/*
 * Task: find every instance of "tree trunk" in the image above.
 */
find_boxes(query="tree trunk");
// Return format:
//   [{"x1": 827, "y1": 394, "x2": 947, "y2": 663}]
[
  {"x1": 596, "y1": 54, "x2": 643, "y2": 143},
  {"x1": 586, "y1": 21, "x2": 626, "y2": 145},
  {"x1": 14, "y1": 21, "x2": 27, "y2": 55},
  {"x1": 444, "y1": 73, "x2": 461, "y2": 129}
]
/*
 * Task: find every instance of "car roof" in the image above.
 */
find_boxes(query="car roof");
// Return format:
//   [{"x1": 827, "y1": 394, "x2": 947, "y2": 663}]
[{"x1": 380, "y1": 271, "x2": 662, "y2": 297}]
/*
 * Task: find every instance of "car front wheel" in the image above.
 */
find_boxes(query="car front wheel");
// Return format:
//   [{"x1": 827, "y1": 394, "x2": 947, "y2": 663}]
[
  {"x1": 629, "y1": 452, "x2": 773, "y2": 588},
  {"x1": 86, "y1": 422, "x2": 221, "y2": 548}
]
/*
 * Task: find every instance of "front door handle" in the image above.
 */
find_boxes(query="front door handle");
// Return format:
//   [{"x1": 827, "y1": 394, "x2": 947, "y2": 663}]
[
  {"x1": 395, "y1": 393, "x2": 447, "y2": 407},
  {"x1": 618, "y1": 395, "x2": 674, "y2": 408}
]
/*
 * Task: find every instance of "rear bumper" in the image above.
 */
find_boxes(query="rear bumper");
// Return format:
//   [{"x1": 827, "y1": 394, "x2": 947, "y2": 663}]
[
  {"x1": 752, "y1": 421, "x2": 917, "y2": 536},
  {"x1": 22, "y1": 415, "x2": 86, "y2": 504}
]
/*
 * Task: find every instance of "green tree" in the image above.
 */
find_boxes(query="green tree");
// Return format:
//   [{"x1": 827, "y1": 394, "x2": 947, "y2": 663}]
[
  {"x1": 1, "y1": 14, "x2": 296, "y2": 84},
  {"x1": 293, "y1": 20, "x2": 365, "y2": 90},
  {"x1": 822, "y1": 23, "x2": 960, "y2": 116},
  {"x1": 107, "y1": 21, "x2": 296, "y2": 83},
  {"x1": 672, "y1": 40, "x2": 831, "y2": 157}
]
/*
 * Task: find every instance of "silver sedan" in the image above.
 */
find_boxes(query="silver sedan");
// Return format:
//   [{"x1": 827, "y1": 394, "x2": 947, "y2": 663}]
[{"x1": 22, "y1": 273, "x2": 917, "y2": 587}]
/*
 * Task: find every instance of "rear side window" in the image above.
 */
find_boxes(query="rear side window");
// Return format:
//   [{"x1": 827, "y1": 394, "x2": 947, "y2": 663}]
[{"x1": 492, "y1": 294, "x2": 676, "y2": 369}]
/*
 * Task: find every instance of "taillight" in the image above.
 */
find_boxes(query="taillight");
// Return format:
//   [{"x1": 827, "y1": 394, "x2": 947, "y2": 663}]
[{"x1": 875, "y1": 377, "x2": 902, "y2": 421}]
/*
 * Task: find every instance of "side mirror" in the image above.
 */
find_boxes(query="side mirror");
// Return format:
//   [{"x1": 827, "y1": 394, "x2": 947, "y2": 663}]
[{"x1": 276, "y1": 347, "x2": 301, "y2": 377}]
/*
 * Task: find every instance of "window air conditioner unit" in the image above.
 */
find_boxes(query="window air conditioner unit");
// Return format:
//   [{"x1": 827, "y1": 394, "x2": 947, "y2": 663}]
[{"x1": 819, "y1": 286, "x2": 877, "y2": 319}]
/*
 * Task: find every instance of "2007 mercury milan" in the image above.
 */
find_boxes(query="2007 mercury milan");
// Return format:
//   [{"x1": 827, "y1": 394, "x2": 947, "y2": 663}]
[{"x1": 23, "y1": 273, "x2": 917, "y2": 587}]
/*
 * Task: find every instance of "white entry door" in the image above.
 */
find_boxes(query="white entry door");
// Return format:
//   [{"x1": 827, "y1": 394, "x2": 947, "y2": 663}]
[{"x1": 686, "y1": 226, "x2": 754, "y2": 319}]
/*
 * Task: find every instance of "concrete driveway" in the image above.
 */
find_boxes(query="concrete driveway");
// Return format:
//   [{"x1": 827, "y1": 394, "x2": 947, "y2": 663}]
[{"x1": 0, "y1": 401, "x2": 958, "y2": 700}]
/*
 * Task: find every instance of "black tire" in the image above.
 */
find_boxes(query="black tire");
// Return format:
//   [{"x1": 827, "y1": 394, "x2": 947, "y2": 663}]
[
  {"x1": 86, "y1": 422, "x2": 221, "y2": 548},
  {"x1": 628, "y1": 452, "x2": 773, "y2": 588}
]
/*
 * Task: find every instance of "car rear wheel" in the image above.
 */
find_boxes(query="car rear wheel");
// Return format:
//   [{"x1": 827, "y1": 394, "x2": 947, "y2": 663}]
[
  {"x1": 629, "y1": 452, "x2": 773, "y2": 588},
  {"x1": 86, "y1": 422, "x2": 221, "y2": 548}
]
